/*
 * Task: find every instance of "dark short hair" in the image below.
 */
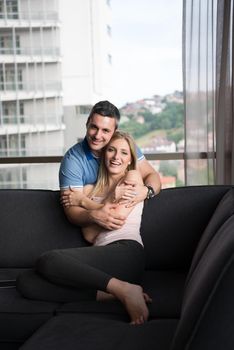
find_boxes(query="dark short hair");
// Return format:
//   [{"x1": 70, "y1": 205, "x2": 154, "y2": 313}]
[{"x1": 87, "y1": 100, "x2": 120, "y2": 128}]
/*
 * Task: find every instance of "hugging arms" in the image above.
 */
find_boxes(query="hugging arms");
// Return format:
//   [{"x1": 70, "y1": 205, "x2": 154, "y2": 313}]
[{"x1": 62, "y1": 169, "x2": 144, "y2": 244}]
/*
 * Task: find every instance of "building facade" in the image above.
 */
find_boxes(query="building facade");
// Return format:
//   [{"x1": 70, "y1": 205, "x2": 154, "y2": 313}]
[{"x1": 0, "y1": 0, "x2": 64, "y2": 188}]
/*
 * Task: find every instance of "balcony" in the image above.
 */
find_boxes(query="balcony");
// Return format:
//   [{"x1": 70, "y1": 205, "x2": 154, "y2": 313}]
[
  {"x1": 0, "y1": 80, "x2": 62, "y2": 100},
  {"x1": 0, "y1": 47, "x2": 61, "y2": 62},
  {"x1": 0, "y1": 114, "x2": 64, "y2": 136},
  {"x1": 0, "y1": 11, "x2": 60, "y2": 28},
  {"x1": 0, "y1": 113, "x2": 63, "y2": 125}
]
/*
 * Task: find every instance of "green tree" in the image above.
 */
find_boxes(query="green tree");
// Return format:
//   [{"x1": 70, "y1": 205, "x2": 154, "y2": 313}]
[
  {"x1": 167, "y1": 129, "x2": 184, "y2": 144},
  {"x1": 159, "y1": 161, "x2": 178, "y2": 177},
  {"x1": 120, "y1": 101, "x2": 184, "y2": 141},
  {"x1": 120, "y1": 120, "x2": 149, "y2": 138}
]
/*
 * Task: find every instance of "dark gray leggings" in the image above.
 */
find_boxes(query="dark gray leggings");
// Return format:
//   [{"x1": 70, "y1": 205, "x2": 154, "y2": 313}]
[{"x1": 36, "y1": 240, "x2": 145, "y2": 300}]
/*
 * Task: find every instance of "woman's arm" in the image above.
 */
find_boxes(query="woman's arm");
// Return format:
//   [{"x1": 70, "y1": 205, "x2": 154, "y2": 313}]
[
  {"x1": 62, "y1": 185, "x2": 105, "y2": 244},
  {"x1": 61, "y1": 185, "x2": 104, "y2": 210}
]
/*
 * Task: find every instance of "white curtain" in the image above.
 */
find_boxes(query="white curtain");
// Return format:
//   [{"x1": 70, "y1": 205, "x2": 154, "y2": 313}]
[{"x1": 183, "y1": 0, "x2": 233, "y2": 185}]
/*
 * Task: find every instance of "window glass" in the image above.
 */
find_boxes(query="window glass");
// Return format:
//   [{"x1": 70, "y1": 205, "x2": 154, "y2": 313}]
[{"x1": 111, "y1": 0, "x2": 183, "y2": 188}]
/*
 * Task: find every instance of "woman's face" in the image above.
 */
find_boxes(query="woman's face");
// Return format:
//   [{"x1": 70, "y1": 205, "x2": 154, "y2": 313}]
[{"x1": 105, "y1": 138, "x2": 132, "y2": 176}]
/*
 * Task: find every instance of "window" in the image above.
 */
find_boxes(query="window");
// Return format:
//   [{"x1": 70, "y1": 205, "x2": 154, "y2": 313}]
[
  {"x1": 6, "y1": 0, "x2": 18, "y2": 19},
  {"x1": 17, "y1": 68, "x2": 23, "y2": 89},
  {"x1": 2, "y1": 66, "x2": 23, "y2": 90},
  {"x1": 0, "y1": 34, "x2": 20, "y2": 54},
  {"x1": 2, "y1": 101, "x2": 24, "y2": 123},
  {"x1": 111, "y1": 0, "x2": 183, "y2": 188},
  {"x1": 0, "y1": 1, "x2": 4, "y2": 18},
  {"x1": 0, "y1": 1, "x2": 184, "y2": 190},
  {"x1": 78, "y1": 105, "x2": 92, "y2": 115},
  {"x1": 19, "y1": 101, "x2": 24, "y2": 116},
  {"x1": 7, "y1": 134, "x2": 26, "y2": 156},
  {"x1": 5, "y1": 67, "x2": 16, "y2": 90},
  {"x1": 0, "y1": 65, "x2": 4, "y2": 90},
  {"x1": 0, "y1": 135, "x2": 7, "y2": 156},
  {"x1": 0, "y1": 0, "x2": 18, "y2": 19}
]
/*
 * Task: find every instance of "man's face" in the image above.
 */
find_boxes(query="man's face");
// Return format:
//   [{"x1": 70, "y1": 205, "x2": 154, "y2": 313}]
[{"x1": 86, "y1": 113, "x2": 116, "y2": 155}]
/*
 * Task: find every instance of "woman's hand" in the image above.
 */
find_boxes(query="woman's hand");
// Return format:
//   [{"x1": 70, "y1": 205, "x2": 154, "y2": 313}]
[
  {"x1": 114, "y1": 181, "x2": 148, "y2": 207},
  {"x1": 61, "y1": 187, "x2": 84, "y2": 208}
]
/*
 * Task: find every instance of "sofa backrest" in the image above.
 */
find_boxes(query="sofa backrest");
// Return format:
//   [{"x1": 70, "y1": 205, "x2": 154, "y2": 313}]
[
  {"x1": 141, "y1": 185, "x2": 231, "y2": 270},
  {"x1": 0, "y1": 189, "x2": 88, "y2": 267},
  {"x1": 0, "y1": 186, "x2": 231, "y2": 270}
]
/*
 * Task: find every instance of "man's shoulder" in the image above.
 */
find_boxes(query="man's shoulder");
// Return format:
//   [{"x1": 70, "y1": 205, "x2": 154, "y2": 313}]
[{"x1": 64, "y1": 140, "x2": 86, "y2": 160}]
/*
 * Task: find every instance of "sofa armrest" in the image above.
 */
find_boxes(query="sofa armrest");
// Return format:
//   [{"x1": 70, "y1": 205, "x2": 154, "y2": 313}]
[{"x1": 171, "y1": 215, "x2": 234, "y2": 350}]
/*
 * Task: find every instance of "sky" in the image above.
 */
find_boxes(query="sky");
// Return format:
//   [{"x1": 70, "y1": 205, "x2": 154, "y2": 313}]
[{"x1": 111, "y1": 0, "x2": 183, "y2": 107}]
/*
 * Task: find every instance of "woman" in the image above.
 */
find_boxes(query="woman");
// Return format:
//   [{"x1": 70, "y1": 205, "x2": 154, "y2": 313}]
[{"x1": 35, "y1": 131, "x2": 150, "y2": 325}]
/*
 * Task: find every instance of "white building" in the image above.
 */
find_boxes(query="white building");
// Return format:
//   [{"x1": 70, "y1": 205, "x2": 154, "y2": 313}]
[
  {"x1": 0, "y1": 0, "x2": 64, "y2": 156},
  {"x1": 0, "y1": 0, "x2": 64, "y2": 188}
]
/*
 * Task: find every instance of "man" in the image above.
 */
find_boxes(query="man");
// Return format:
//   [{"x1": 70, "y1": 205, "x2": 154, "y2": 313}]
[{"x1": 60, "y1": 100, "x2": 161, "y2": 230}]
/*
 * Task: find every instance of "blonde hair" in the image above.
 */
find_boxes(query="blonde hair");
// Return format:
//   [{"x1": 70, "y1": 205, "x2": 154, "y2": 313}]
[{"x1": 91, "y1": 130, "x2": 137, "y2": 197}]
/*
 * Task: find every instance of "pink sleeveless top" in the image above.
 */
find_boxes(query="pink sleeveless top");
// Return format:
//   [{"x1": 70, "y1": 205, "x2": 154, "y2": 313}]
[{"x1": 92, "y1": 197, "x2": 144, "y2": 247}]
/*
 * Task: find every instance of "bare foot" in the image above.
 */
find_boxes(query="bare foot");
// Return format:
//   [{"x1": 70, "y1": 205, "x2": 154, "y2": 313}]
[{"x1": 106, "y1": 278, "x2": 149, "y2": 325}]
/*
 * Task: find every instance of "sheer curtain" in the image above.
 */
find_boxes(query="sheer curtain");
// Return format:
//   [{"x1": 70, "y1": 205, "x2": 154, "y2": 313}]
[{"x1": 183, "y1": 0, "x2": 234, "y2": 185}]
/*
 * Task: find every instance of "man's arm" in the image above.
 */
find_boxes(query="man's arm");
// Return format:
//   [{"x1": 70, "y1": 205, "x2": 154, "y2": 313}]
[
  {"x1": 137, "y1": 158, "x2": 161, "y2": 194},
  {"x1": 61, "y1": 188, "x2": 126, "y2": 230},
  {"x1": 122, "y1": 158, "x2": 161, "y2": 207}
]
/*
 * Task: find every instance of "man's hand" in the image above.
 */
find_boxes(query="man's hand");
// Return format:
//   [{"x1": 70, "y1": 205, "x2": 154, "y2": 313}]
[
  {"x1": 114, "y1": 182, "x2": 136, "y2": 203},
  {"x1": 89, "y1": 202, "x2": 126, "y2": 230}
]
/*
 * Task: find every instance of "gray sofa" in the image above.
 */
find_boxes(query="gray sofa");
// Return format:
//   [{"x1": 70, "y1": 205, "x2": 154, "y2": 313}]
[{"x1": 0, "y1": 185, "x2": 234, "y2": 349}]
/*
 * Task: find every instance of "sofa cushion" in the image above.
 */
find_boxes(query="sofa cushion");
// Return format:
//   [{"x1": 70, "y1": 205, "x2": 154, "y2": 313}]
[
  {"x1": 20, "y1": 313, "x2": 178, "y2": 350},
  {"x1": 0, "y1": 268, "x2": 30, "y2": 287},
  {"x1": 141, "y1": 270, "x2": 186, "y2": 318},
  {"x1": 0, "y1": 190, "x2": 88, "y2": 267},
  {"x1": 141, "y1": 186, "x2": 231, "y2": 270},
  {"x1": 0, "y1": 287, "x2": 59, "y2": 342},
  {"x1": 17, "y1": 269, "x2": 96, "y2": 303},
  {"x1": 186, "y1": 187, "x2": 234, "y2": 284},
  {"x1": 171, "y1": 215, "x2": 234, "y2": 350},
  {"x1": 17, "y1": 269, "x2": 185, "y2": 319},
  {"x1": 0, "y1": 342, "x2": 21, "y2": 350}
]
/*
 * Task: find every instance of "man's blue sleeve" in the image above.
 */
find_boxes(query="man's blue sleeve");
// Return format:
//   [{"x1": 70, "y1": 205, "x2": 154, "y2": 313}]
[
  {"x1": 136, "y1": 144, "x2": 145, "y2": 161},
  {"x1": 59, "y1": 152, "x2": 84, "y2": 190}
]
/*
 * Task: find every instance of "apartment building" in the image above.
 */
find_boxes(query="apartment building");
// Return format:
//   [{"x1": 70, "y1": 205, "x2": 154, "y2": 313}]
[
  {"x1": 0, "y1": 0, "x2": 63, "y2": 187},
  {"x1": 0, "y1": 0, "x2": 112, "y2": 188}
]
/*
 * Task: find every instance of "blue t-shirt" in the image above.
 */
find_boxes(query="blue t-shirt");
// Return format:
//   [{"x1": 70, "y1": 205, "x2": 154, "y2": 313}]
[{"x1": 59, "y1": 137, "x2": 144, "y2": 189}]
